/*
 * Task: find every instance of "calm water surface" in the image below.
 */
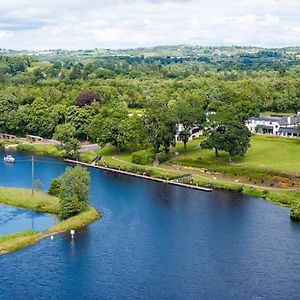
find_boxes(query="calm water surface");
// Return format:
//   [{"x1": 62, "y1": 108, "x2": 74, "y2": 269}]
[
  {"x1": 0, "y1": 150, "x2": 300, "y2": 299},
  {"x1": 0, "y1": 204, "x2": 56, "y2": 236}
]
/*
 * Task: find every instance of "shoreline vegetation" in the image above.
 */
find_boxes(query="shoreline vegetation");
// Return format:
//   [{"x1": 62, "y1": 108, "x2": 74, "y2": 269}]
[
  {"x1": 0, "y1": 187, "x2": 100, "y2": 255},
  {"x1": 1, "y1": 134, "x2": 300, "y2": 219}
]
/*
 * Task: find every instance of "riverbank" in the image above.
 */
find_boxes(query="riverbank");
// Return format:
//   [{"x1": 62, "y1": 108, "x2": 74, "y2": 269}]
[
  {"x1": 4, "y1": 138, "x2": 300, "y2": 216},
  {"x1": 65, "y1": 159, "x2": 212, "y2": 192},
  {"x1": 0, "y1": 187, "x2": 100, "y2": 255},
  {"x1": 71, "y1": 156, "x2": 300, "y2": 219}
]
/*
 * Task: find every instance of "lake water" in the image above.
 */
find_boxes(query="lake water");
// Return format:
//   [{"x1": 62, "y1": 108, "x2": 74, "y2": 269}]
[
  {"x1": 0, "y1": 150, "x2": 300, "y2": 299},
  {"x1": 0, "y1": 204, "x2": 56, "y2": 236}
]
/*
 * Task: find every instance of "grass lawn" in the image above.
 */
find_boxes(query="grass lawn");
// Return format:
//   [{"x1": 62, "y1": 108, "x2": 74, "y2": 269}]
[
  {"x1": 173, "y1": 135, "x2": 300, "y2": 174},
  {"x1": 80, "y1": 135, "x2": 300, "y2": 183},
  {"x1": 80, "y1": 145, "x2": 133, "y2": 164},
  {"x1": 235, "y1": 135, "x2": 300, "y2": 173},
  {"x1": 0, "y1": 187, "x2": 59, "y2": 213}
]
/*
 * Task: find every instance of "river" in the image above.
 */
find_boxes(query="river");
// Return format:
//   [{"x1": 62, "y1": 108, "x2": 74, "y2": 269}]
[{"x1": 0, "y1": 150, "x2": 300, "y2": 299}]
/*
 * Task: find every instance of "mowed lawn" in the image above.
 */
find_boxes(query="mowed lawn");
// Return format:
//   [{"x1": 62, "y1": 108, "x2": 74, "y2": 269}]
[
  {"x1": 236, "y1": 135, "x2": 300, "y2": 173},
  {"x1": 173, "y1": 135, "x2": 300, "y2": 174}
]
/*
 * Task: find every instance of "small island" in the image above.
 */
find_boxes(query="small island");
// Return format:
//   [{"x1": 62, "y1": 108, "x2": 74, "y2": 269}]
[{"x1": 0, "y1": 166, "x2": 100, "y2": 255}]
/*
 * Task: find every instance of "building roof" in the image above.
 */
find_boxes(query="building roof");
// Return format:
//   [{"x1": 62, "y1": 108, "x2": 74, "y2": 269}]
[
  {"x1": 249, "y1": 114, "x2": 300, "y2": 126},
  {"x1": 250, "y1": 116, "x2": 282, "y2": 122},
  {"x1": 278, "y1": 127, "x2": 299, "y2": 134},
  {"x1": 291, "y1": 115, "x2": 300, "y2": 125}
]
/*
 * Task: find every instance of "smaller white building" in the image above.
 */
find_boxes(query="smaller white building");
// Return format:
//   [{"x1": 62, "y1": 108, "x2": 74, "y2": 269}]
[{"x1": 175, "y1": 124, "x2": 203, "y2": 142}]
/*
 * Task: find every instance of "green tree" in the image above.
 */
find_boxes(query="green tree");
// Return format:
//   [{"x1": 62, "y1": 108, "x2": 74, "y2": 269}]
[
  {"x1": 48, "y1": 177, "x2": 62, "y2": 196},
  {"x1": 69, "y1": 65, "x2": 82, "y2": 80},
  {"x1": 53, "y1": 123, "x2": 77, "y2": 145},
  {"x1": 176, "y1": 98, "x2": 206, "y2": 151},
  {"x1": 116, "y1": 116, "x2": 148, "y2": 151},
  {"x1": 26, "y1": 98, "x2": 56, "y2": 137},
  {"x1": 65, "y1": 106, "x2": 94, "y2": 139},
  {"x1": 63, "y1": 138, "x2": 80, "y2": 159},
  {"x1": 88, "y1": 102, "x2": 129, "y2": 151},
  {"x1": 201, "y1": 120, "x2": 251, "y2": 160},
  {"x1": 59, "y1": 165, "x2": 90, "y2": 219},
  {"x1": 144, "y1": 101, "x2": 178, "y2": 154},
  {"x1": 0, "y1": 92, "x2": 18, "y2": 132}
]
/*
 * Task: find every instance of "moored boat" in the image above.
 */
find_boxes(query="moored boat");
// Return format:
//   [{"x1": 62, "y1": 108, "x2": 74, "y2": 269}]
[{"x1": 4, "y1": 154, "x2": 15, "y2": 163}]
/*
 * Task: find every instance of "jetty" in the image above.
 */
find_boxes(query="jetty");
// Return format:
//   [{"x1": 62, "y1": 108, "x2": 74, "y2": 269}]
[{"x1": 64, "y1": 159, "x2": 213, "y2": 192}]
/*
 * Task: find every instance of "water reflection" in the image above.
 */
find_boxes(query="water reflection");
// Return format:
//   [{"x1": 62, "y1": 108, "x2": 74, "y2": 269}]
[{"x1": 0, "y1": 204, "x2": 57, "y2": 236}]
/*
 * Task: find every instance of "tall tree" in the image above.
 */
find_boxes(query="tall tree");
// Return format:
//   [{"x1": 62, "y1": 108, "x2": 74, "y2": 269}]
[
  {"x1": 53, "y1": 123, "x2": 77, "y2": 145},
  {"x1": 58, "y1": 165, "x2": 90, "y2": 219},
  {"x1": 144, "y1": 100, "x2": 178, "y2": 154},
  {"x1": 201, "y1": 119, "x2": 251, "y2": 160}
]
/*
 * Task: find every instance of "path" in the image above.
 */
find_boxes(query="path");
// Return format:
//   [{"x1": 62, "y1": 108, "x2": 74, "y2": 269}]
[
  {"x1": 110, "y1": 157, "x2": 295, "y2": 191},
  {"x1": 78, "y1": 144, "x2": 101, "y2": 153}
]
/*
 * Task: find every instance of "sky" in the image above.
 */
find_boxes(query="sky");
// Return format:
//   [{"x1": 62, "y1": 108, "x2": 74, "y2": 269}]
[{"x1": 0, "y1": 0, "x2": 299, "y2": 50}]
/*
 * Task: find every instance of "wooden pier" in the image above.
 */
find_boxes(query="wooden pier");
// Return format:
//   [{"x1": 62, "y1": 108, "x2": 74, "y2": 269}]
[{"x1": 64, "y1": 159, "x2": 213, "y2": 192}]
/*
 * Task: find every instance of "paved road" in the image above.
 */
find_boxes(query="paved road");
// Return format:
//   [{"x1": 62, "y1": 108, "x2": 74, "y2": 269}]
[{"x1": 79, "y1": 144, "x2": 101, "y2": 153}]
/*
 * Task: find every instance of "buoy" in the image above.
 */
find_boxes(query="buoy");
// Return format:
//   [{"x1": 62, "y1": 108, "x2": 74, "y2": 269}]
[{"x1": 50, "y1": 235, "x2": 54, "y2": 240}]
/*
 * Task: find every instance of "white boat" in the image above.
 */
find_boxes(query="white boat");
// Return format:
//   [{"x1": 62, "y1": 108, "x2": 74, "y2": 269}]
[{"x1": 4, "y1": 154, "x2": 15, "y2": 163}]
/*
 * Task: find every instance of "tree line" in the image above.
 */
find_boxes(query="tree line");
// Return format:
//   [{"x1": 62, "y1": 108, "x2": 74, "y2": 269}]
[{"x1": 0, "y1": 53, "x2": 299, "y2": 159}]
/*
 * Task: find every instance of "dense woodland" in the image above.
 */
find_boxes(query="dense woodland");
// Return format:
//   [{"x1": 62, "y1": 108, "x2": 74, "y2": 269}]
[{"x1": 0, "y1": 46, "x2": 299, "y2": 156}]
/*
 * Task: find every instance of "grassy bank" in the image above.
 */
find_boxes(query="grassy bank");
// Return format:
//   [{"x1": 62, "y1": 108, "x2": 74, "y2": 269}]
[
  {"x1": 79, "y1": 135, "x2": 300, "y2": 213},
  {"x1": 0, "y1": 187, "x2": 59, "y2": 213},
  {"x1": 0, "y1": 231, "x2": 41, "y2": 255},
  {"x1": 4, "y1": 135, "x2": 300, "y2": 218},
  {"x1": 0, "y1": 187, "x2": 100, "y2": 255},
  {"x1": 16, "y1": 143, "x2": 64, "y2": 157}
]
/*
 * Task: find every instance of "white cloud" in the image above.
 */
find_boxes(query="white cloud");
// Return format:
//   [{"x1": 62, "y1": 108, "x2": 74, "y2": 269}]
[{"x1": 0, "y1": 0, "x2": 299, "y2": 49}]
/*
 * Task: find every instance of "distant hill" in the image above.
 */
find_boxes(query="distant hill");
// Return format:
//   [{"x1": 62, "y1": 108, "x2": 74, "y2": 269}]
[{"x1": 1, "y1": 45, "x2": 300, "y2": 61}]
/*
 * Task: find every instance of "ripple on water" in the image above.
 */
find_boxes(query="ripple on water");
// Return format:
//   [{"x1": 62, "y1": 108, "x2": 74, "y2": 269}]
[{"x1": 0, "y1": 151, "x2": 300, "y2": 299}]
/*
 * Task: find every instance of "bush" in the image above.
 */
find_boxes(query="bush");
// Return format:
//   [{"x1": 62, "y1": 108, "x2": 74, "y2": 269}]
[
  {"x1": 59, "y1": 194, "x2": 83, "y2": 219},
  {"x1": 48, "y1": 178, "x2": 62, "y2": 196},
  {"x1": 132, "y1": 150, "x2": 154, "y2": 165},
  {"x1": 290, "y1": 200, "x2": 300, "y2": 221},
  {"x1": 16, "y1": 144, "x2": 34, "y2": 152},
  {"x1": 157, "y1": 152, "x2": 172, "y2": 164}
]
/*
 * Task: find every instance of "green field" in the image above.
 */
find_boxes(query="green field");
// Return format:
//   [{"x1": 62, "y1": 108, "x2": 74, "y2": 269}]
[
  {"x1": 172, "y1": 135, "x2": 300, "y2": 174},
  {"x1": 80, "y1": 135, "x2": 300, "y2": 177}
]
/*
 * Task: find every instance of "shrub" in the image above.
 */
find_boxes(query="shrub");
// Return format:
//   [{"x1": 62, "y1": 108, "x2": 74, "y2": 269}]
[
  {"x1": 48, "y1": 178, "x2": 62, "y2": 196},
  {"x1": 157, "y1": 152, "x2": 171, "y2": 164},
  {"x1": 290, "y1": 200, "x2": 300, "y2": 221},
  {"x1": 132, "y1": 150, "x2": 154, "y2": 165},
  {"x1": 16, "y1": 144, "x2": 34, "y2": 152}
]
